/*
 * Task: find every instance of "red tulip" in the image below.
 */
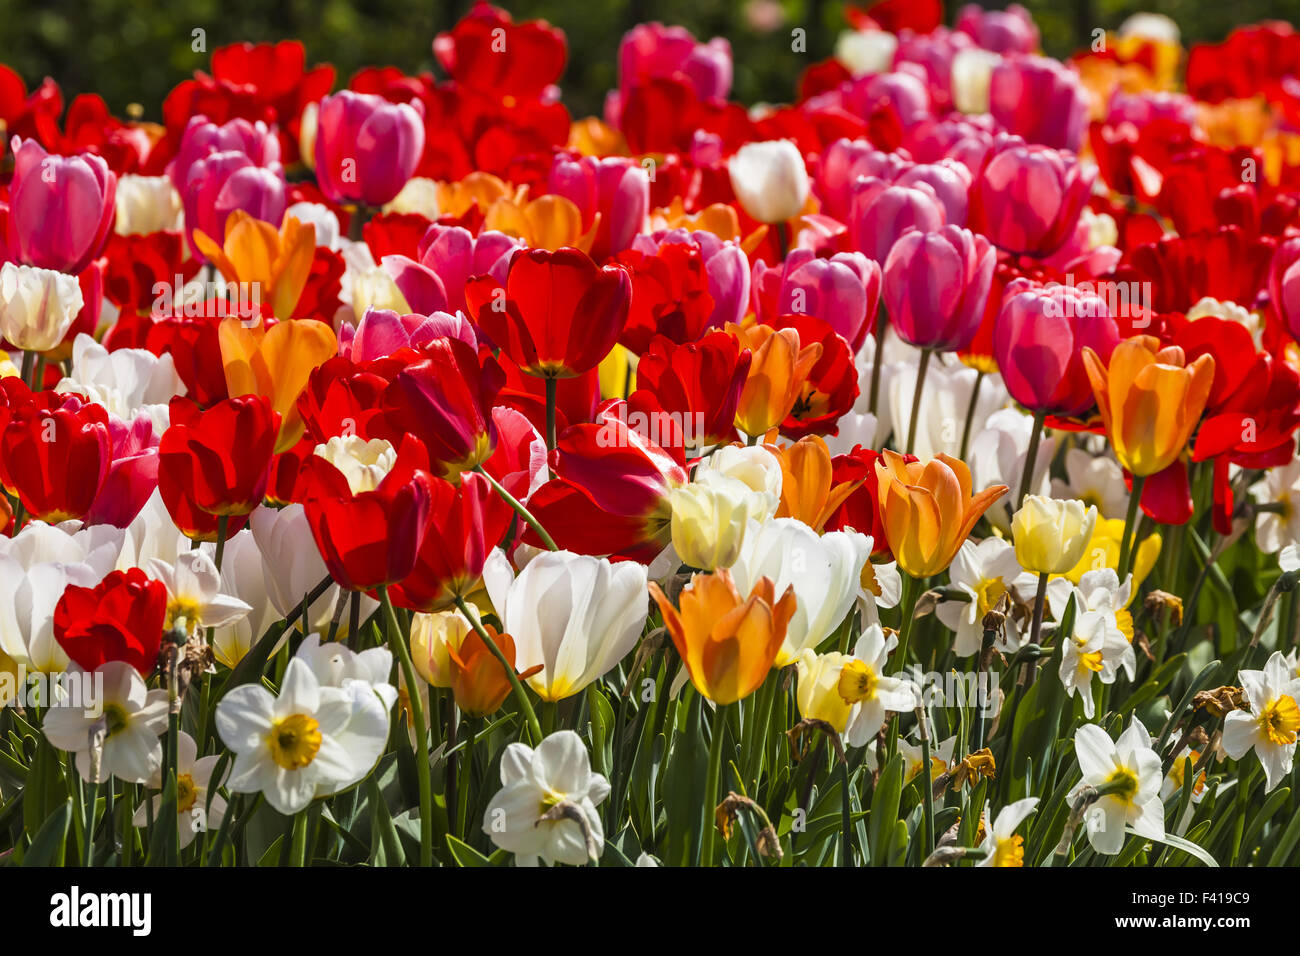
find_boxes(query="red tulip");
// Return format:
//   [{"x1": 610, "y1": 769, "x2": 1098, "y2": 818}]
[
  {"x1": 158, "y1": 394, "x2": 280, "y2": 518},
  {"x1": 53, "y1": 568, "x2": 167, "y2": 678},
  {"x1": 631, "y1": 331, "x2": 752, "y2": 449},
  {"x1": 466, "y1": 247, "x2": 631, "y2": 379},
  {"x1": 615, "y1": 242, "x2": 715, "y2": 354},
  {"x1": 434, "y1": 3, "x2": 568, "y2": 101},
  {"x1": 0, "y1": 398, "x2": 110, "y2": 523}
]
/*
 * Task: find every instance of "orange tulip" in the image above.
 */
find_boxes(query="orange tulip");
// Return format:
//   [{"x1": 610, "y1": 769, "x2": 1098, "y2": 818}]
[
  {"x1": 649, "y1": 568, "x2": 796, "y2": 705},
  {"x1": 1081, "y1": 335, "x2": 1215, "y2": 478},
  {"x1": 771, "y1": 435, "x2": 862, "y2": 531},
  {"x1": 483, "y1": 194, "x2": 600, "y2": 252},
  {"x1": 874, "y1": 450, "x2": 1007, "y2": 578},
  {"x1": 218, "y1": 316, "x2": 338, "y2": 453},
  {"x1": 568, "y1": 118, "x2": 629, "y2": 157},
  {"x1": 648, "y1": 199, "x2": 768, "y2": 257},
  {"x1": 193, "y1": 211, "x2": 316, "y2": 321},
  {"x1": 446, "y1": 624, "x2": 541, "y2": 718},
  {"x1": 727, "y1": 323, "x2": 822, "y2": 440},
  {"x1": 436, "y1": 172, "x2": 524, "y2": 219}
]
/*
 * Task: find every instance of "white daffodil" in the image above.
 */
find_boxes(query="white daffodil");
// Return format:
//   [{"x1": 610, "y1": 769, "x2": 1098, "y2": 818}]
[
  {"x1": 1252, "y1": 457, "x2": 1300, "y2": 554},
  {"x1": 796, "y1": 624, "x2": 917, "y2": 746},
  {"x1": 43, "y1": 662, "x2": 168, "y2": 784},
  {"x1": 1048, "y1": 568, "x2": 1135, "y2": 650},
  {"x1": 975, "y1": 797, "x2": 1038, "y2": 867},
  {"x1": 148, "y1": 550, "x2": 252, "y2": 636},
  {"x1": 1223, "y1": 651, "x2": 1300, "y2": 792},
  {"x1": 0, "y1": 521, "x2": 122, "y2": 673},
  {"x1": 55, "y1": 333, "x2": 184, "y2": 436},
  {"x1": 728, "y1": 518, "x2": 872, "y2": 667},
  {"x1": 857, "y1": 557, "x2": 900, "y2": 628},
  {"x1": 937, "y1": 537, "x2": 1038, "y2": 656},
  {"x1": 1058, "y1": 611, "x2": 1131, "y2": 719},
  {"x1": 864, "y1": 733, "x2": 958, "y2": 784},
  {"x1": 294, "y1": 634, "x2": 396, "y2": 782},
  {"x1": 215, "y1": 657, "x2": 366, "y2": 815},
  {"x1": 1051, "y1": 447, "x2": 1129, "y2": 521},
  {"x1": 1072, "y1": 718, "x2": 1164, "y2": 855},
  {"x1": 132, "y1": 731, "x2": 227, "y2": 848},
  {"x1": 968, "y1": 407, "x2": 1058, "y2": 533},
  {"x1": 482, "y1": 730, "x2": 610, "y2": 867},
  {"x1": 484, "y1": 549, "x2": 647, "y2": 702},
  {"x1": 1162, "y1": 746, "x2": 1207, "y2": 804}
]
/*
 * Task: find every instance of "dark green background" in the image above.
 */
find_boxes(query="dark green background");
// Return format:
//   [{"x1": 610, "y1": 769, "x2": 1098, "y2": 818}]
[{"x1": 2, "y1": 0, "x2": 1297, "y2": 122}]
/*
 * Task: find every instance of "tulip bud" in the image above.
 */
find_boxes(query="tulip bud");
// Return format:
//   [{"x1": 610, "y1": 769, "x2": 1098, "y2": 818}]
[
  {"x1": 314, "y1": 91, "x2": 425, "y2": 207},
  {"x1": 0, "y1": 262, "x2": 85, "y2": 352},
  {"x1": 728, "y1": 140, "x2": 810, "y2": 224},
  {"x1": 410, "y1": 609, "x2": 473, "y2": 688},
  {"x1": 882, "y1": 225, "x2": 995, "y2": 352},
  {"x1": 669, "y1": 473, "x2": 759, "y2": 570},
  {"x1": 7, "y1": 139, "x2": 116, "y2": 276},
  {"x1": 1011, "y1": 495, "x2": 1098, "y2": 574}
]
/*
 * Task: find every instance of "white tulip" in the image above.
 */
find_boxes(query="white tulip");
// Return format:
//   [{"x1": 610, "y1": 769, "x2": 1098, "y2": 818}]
[
  {"x1": 0, "y1": 262, "x2": 84, "y2": 352},
  {"x1": 951, "y1": 48, "x2": 1002, "y2": 114},
  {"x1": 114, "y1": 174, "x2": 184, "y2": 235},
  {"x1": 728, "y1": 140, "x2": 809, "y2": 224}
]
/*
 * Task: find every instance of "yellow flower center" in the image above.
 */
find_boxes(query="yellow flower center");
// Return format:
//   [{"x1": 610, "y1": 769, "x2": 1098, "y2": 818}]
[
  {"x1": 837, "y1": 660, "x2": 878, "y2": 704},
  {"x1": 974, "y1": 577, "x2": 1007, "y2": 618},
  {"x1": 1168, "y1": 751, "x2": 1206, "y2": 796},
  {"x1": 268, "y1": 714, "x2": 322, "y2": 770},
  {"x1": 176, "y1": 773, "x2": 198, "y2": 814},
  {"x1": 1078, "y1": 649, "x2": 1105, "y2": 673},
  {"x1": 992, "y1": 834, "x2": 1025, "y2": 867},
  {"x1": 1116, "y1": 608, "x2": 1134, "y2": 643},
  {"x1": 1261, "y1": 694, "x2": 1300, "y2": 746},
  {"x1": 1105, "y1": 766, "x2": 1139, "y2": 805},
  {"x1": 165, "y1": 597, "x2": 203, "y2": 634},
  {"x1": 103, "y1": 702, "x2": 129, "y2": 738},
  {"x1": 860, "y1": 562, "x2": 883, "y2": 598}
]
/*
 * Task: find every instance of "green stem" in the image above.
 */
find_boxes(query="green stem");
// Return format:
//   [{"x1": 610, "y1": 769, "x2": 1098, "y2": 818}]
[
  {"x1": 288, "y1": 807, "x2": 310, "y2": 867},
  {"x1": 214, "y1": 515, "x2": 229, "y2": 571},
  {"x1": 1118, "y1": 475, "x2": 1147, "y2": 582},
  {"x1": 838, "y1": 748, "x2": 853, "y2": 866},
  {"x1": 473, "y1": 465, "x2": 558, "y2": 551},
  {"x1": 959, "y1": 370, "x2": 984, "y2": 460},
  {"x1": 83, "y1": 779, "x2": 98, "y2": 867},
  {"x1": 454, "y1": 595, "x2": 543, "y2": 745},
  {"x1": 380, "y1": 587, "x2": 433, "y2": 867},
  {"x1": 904, "y1": 348, "x2": 932, "y2": 455},
  {"x1": 699, "y1": 701, "x2": 729, "y2": 866},
  {"x1": 918, "y1": 712, "x2": 935, "y2": 859},
  {"x1": 868, "y1": 305, "x2": 886, "y2": 417},
  {"x1": 891, "y1": 574, "x2": 923, "y2": 674},
  {"x1": 1015, "y1": 408, "x2": 1047, "y2": 506},
  {"x1": 456, "y1": 718, "x2": 477, "y2": 840},
  {"x1": 544, "y1": 376, "x2": 558, "y2": 455}
]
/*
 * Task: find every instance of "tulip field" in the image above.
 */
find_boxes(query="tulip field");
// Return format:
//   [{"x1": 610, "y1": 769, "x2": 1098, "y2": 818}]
[{"x1": 3, "y1": 0, "x2": 1300, "y2": 882}]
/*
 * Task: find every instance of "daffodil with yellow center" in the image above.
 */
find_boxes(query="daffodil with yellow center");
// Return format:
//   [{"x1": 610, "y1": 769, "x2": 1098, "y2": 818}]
[
  {"x1": 1224, "y1": 652, "x2": 1300, "y2": 792},
  {"x1": 268, "y1": 713, "x2": 323, "y2": 771},
  {"x1": 976, "y1": 797, "x2": 1039, "y2": 868},
  {"x1": 795, "y1": 625, "x2": 916, "y2": 747}
]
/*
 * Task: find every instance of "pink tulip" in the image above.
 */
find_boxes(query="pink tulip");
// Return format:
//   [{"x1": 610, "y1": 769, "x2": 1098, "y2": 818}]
[
  {"x1": 993, "y1": 279, "x2": 1119, "y2": 416},
  {"x1": 752, "y1": 248, "x2": 881, "y2": 352},
  {"x1": 5, "y1": 138, "x2": 116, "y2": 276},
  {"x1": 85, "y1": 412, "x2": 159, "y2": 529},
  {"x1": 844, "y1": 70, "x2": 932, "y2": 128},
  {"x1": 894, "y1": 27, "x2": 973, "y2": 112},
  {"x1": 849, "y1": 177, "x2": 946, "y2": 264},
  {"x1": 955, "y1": 3, "x2": 1040, "y2": 55},
  {"x1": 1105, "y1": 90, "x2": 1198, "y2": 128},
  {"x1": 968, "y1": 135, "x2": 1094, "y2": 257},
  {"x1": 314, "y1": 91, "x2": 425, "y2": 206},
  {"x1": 631, "y1": 229, "x2": 749, "y2": 329},
  {"x1": 183, "y1": 151, "x2": 287, "y2": 255},
  {"x1": 882, "y1": 225, "x2": 994, "y2": 351},
  {"x1": 415, "y1": 225, "x2": 520, "y2": 315},
  {"x1": 342, "y1": 308, "x2": 477, "y2": 362},
  {"x1": 547, "y1": 154, "x2": 649, "y2": 260},
  {"x1": 989, "y1": 55, "x2": 1088, "y2": 152},
  {"x1": 902, "y1": 115, "x2": 998, "y2": 170},
  {"x1": 605, "y1": 22, "x2": 732, "y2": 127},
  {"x1": 1268, "y1": 237, "x2": 1300, "y2": 342},
  {"x1": 166, "y1": 115, "x2": 281, "y2": 195},
  {"x1": 816, "y1": 138, "x2": 913, "y2": 221},
  {"x1": 895, "y1": 160, "x2": 972, "y2": 226}
]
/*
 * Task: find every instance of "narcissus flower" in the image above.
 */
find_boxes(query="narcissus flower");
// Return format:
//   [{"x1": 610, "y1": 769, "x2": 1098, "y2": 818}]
[
  {"x1": 132, "y1": 730, "x2": 227, "y2": 848},
  {"x1": 194, "y1": 211, "x2": 316, "y2": 321},
  {"x1": 486, "y1": 550, "x2": 647, "y2": 702},
  {"x1": 482, "y1": 730, "x2": 609, "y2": 867},
  {"x1": 1011, "y1": 495, "x2": 1098, "y2": 574},
  {"x1": 1072, "y1": 718, "x2": 1164, "y2": 855},
  {"x1": 43, "y1": 662, "x2": 167, "y2": 784},
  {"x1": 937, "y1": 537, "x2": 1038, "y2": 655},
  {"x1": 975, "y1": 797, "x2": 1039, "y2": 867},
  {"x1": 1223, "y1": 651, "x2": 1300, "y2": 792},
  {"x1": 651, "y1": 567, "x2": 795, "y2": 704},
  {"x1": 467, "y1": 247, "x2": 632, "y2": 378},
  {"x1": 874, "y1": 450, "x2": 1007, "y2": 578},
  {"x1": 52, "y1": 567, "x2": 167, "y2": 677},
  {"x1": 796, "y1": 624, "x2": 916, "y2": 746},
  {"x1": 1082, "y1": 335, "x2": 1215, "y2": 478},
  {"x1": 147, "y1": 550, "x2": 251, "y2": 636}
]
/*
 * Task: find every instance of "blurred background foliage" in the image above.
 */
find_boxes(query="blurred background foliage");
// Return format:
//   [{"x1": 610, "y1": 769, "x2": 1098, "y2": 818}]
[{"x1": 0, "y1": 0, "x2": 1298, "y2": 122}]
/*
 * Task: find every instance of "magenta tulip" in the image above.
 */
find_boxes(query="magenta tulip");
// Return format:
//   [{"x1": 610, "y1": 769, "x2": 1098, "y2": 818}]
[
  {"x1": 166, "y1": 115, "x2": 281, "y2": 195},
  {"x1": 989, "y1": 55, "x2": 1089, "y2": 152},
  {"x1": 547, "y1": 154, "x2": 649, "y2": 261},
  {"x1": 752, "y1": 248, "x2": 881, "y2": 352},
  {"x1": 343, "y1": 308, "x2": 477, "y2": 363},
  {"x1": 816, "y1": 138, "x2": 913, "y2": 221},
  {"x1": 883, "y1": 225, "x2": 994, "y2": 352},
  {"x1": 895, "y1": 160, "x2": 972, "y2": 226},
  {"x1": 314, "y1": 91, "x2": 425, "y2": 206},
  {"x1": 6, "y1": 139, "x2": 116, "y2": 276},
  {"x1": 1268, "y1": 237, "x2": 1300, "y2": 342},
  {"x1": 183, "y1": 152, "x2": 287, "y2": 256},
  {"x1": 993, "y1": 279, "x2": 1120, "y2": 416},
  {"x1": 968, "y1": 135, "x2": 1094, "y2": 257},
  {"x1": 415, "y1": 225, "x2": 520, "y2": 315},
  {"x1": 955, "y1": 3, "x2": 1040, "y2": 55},
  {"x1": 849, "y1": 178, "x2": 946, "y2": 264}
]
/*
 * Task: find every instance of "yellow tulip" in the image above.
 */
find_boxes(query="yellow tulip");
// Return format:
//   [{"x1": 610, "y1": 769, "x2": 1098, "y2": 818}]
[
  {"x1": 219, "y1": 315, "x2": 338, "y2": 452},
  {"x1": 1011, "y1": 495, "x2": 1098, "y2": 574},
  {"x1": 875, "y1": 450, "x2": 1007, "y2": 578},
  {"x1": 193, "y1": 211, "x2": 316, "y2": 321},
  {"x1": 410, "y1": 610, "x2": 473, "y2": 688},
  {"x1": 1082, "y1": 336, "x2": 1214, "y2": 478},
  {"x1": 649, "y1": 568, "x2": 795, "y2": 705},
  {"x1": 1061, "y1": 517, "x2": 1161, "y2": 592}
]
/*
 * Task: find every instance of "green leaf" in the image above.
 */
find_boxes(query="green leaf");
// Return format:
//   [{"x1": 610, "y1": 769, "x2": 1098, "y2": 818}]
[
  {"x1": 868, "y1": 753, "x2": 903, "y2": 866},
  {"x1": 445, "y1": 834, "x2": 493, "y2": 867},
  {"x1": 1126, "y1": 827, "x2": 1218, "y2": 867},
  {"x1": 22, "y1": 800, "x2": 71, "y2": 867}
]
